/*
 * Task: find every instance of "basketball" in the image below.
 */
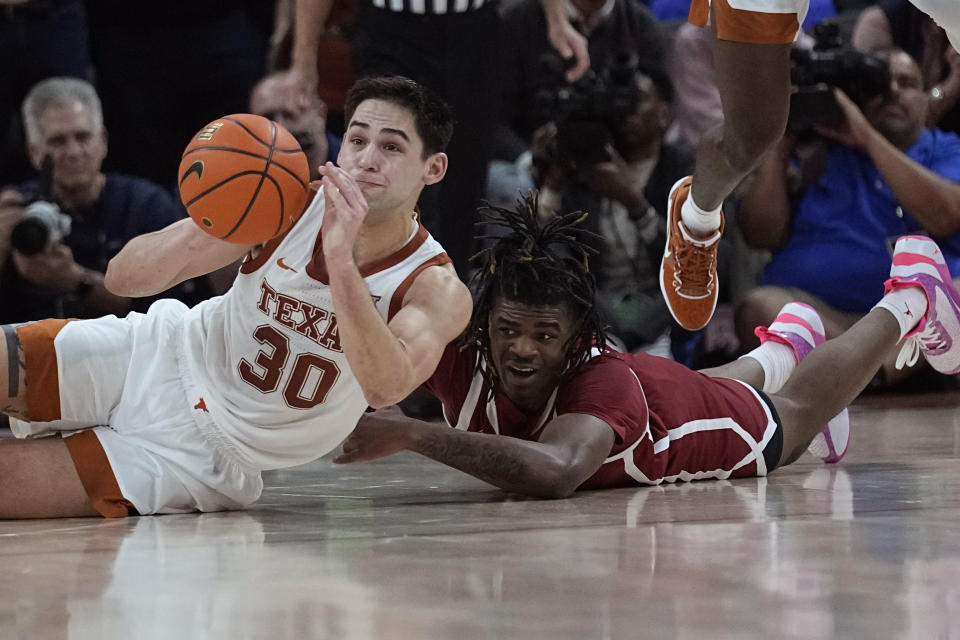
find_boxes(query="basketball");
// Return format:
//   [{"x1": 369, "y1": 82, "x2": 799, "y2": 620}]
[{"x1": 178, "y1": 113, "x2": 311, "y2": 245}]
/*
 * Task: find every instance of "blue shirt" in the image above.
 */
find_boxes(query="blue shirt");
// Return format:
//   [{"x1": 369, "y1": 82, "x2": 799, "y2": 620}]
[{"x1": 762, "y1": 129, "x2": 960, "y2": 313}]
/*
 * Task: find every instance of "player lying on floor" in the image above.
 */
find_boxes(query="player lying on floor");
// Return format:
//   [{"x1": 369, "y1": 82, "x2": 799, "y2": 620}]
[
  {"x1": 334, "y1": 194, "x2": 958, "y2": 498},
  {"x1": 0, "y1": 76, "x2": 472, "y2": 518}
]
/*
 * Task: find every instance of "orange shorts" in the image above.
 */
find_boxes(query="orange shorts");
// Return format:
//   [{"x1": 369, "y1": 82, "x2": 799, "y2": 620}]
[{"x1": 688, "y1": 0, "x2": 806, "y2": 45}]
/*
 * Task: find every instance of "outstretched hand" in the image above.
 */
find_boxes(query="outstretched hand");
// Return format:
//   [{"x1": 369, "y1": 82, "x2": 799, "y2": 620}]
[
  {"x1": 333, "y1": 405, "x2": 417, "y2": 464},
  {"x1": 319, "y1": 162, "x2": 369, "y2": 264}
]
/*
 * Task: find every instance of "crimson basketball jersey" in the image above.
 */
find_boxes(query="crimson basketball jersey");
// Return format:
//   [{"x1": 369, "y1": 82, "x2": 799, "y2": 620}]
[
  {"x1": 425, "y1": 347, "x2": 779, "y2": 488},
  {"x1": 180, "y1": 184, "x2": 450, "y2": 470}
]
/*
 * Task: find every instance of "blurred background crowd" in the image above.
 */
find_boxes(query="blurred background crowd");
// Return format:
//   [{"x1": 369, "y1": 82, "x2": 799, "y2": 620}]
[{"x1": 2, "y1": 0, "x2": 959, "y2": 397}]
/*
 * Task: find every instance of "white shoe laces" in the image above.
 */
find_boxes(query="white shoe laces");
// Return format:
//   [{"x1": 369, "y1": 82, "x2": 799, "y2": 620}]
[{"x1": 896, "y1": 322, "x2": 947, "y2": 370}]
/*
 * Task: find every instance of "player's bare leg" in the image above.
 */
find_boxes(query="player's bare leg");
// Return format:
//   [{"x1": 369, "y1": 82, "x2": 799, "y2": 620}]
[
  {"x1": 770, "y1": 236, "x2": 960, "y2": 466},
  {"x1": 690, "y1": 38, "x2": 792, "y2": 213},
  {"x1": 0, "y1": 438, "x2": 98, "y2": 518},
  {"x1": 736, "y1": 286, "x2": 923, "y2": 387},
  {"x1": 660, "y1": 7, "x2": 793, "y2": 331},
  {"x1": 0, "y1": 324, "x2": 98, "y2": 519},
  {"x1": 773, "y1": 309, "x2": 901, "y2": 466}
]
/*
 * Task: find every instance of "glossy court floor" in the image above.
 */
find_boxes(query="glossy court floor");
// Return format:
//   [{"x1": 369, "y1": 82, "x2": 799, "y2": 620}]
[{"x1": 3, "y1": 392, "x2": 960, "y2": 640}]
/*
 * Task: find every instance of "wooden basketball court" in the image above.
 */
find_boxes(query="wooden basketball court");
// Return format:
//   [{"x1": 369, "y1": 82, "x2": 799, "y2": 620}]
[{"x1": 3, "y1": 391, "x2": 959, "y2": 639}]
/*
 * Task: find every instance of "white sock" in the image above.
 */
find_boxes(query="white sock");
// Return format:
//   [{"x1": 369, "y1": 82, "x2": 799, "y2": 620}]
[
  {"x1": 874, "y1": 286, "x2": 928, "y2": 340},
  {"x1": 680, "y1": 193, "x2": 722, "y2": 236},
  {"x1": 740, "y1": 340, "x2": 797, "y2": 393}
]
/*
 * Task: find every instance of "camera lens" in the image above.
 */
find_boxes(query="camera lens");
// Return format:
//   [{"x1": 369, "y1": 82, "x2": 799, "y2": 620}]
[{"x1": 10, "y1": 218, "x2": 49, "y2": 255}]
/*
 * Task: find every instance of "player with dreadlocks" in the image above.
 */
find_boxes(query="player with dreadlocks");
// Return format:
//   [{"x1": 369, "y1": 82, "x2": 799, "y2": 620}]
[
  {"x1": 462, "y1": 198, "x2": 607, "y2": 405},
  {"x1": 334, "y1": 192, "x2": 960, "y2": 498}
]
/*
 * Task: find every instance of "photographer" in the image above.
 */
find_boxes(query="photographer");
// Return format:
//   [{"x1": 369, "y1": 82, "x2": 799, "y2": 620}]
[
  {"x1": 530, "y1": 68, "x2": 693, "y2": 352},
  {"x1": 496, "y1": 0, "x2": 666, "y2": 156},
  {"x1": 0, "y1": 77, "x2": 210, "y2": 324},
  {"x1": 736, "y1": 47, "x2": 960, "y2": 387}
]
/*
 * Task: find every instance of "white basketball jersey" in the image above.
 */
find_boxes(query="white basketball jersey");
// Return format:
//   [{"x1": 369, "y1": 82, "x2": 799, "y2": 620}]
[{"x1": 179, "y1": 185, "x2": 450, "y2": 470}]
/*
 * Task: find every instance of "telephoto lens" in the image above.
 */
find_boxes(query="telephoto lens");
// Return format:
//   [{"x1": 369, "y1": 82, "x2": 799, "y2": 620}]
[{"x1": 10, "y1": 201, "x2": 71, "y2": 255}]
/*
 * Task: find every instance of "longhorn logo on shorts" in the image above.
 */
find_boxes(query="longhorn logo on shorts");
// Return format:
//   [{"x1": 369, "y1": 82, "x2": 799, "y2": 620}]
[{"x1": 180, "y1": 160, "x2": 204, "y2": 186}]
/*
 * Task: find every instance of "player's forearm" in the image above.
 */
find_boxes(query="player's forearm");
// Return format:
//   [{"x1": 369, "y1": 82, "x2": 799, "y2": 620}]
[
  {"x1": 326, "y1": 259, "x2": 418, "y2": 408},
  {"x1": 407, "y1": 422, "x2": 581, "y2": 499},
  {"x1": 105, "y1": 219, "x2": 249, "y2": 297},
  {"x1": 538, "y1": 0, "x2": 567, "y2": 27},
  {"x1": 865, "y1": 131, "x2": 960, "y2": 237},
  {"x1": 291, "y1": 0, "x2": 334, "y2": 73}
]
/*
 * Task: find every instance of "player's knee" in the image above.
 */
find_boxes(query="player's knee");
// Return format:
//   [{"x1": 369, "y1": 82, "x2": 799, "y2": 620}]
[{"x1": 723, "y1": 115, "x2": 787, "y2": 173}]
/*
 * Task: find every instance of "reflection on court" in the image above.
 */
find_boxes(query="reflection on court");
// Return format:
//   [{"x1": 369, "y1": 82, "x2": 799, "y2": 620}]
[{"x1": 2, "y1": 392, "x2": 960, "y2": 639}]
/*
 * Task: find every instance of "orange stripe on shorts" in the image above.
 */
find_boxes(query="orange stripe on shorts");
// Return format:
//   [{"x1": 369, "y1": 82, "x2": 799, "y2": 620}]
[
  {"x1": 63, "y1": 430, "x2": 137, "y2": 518},
  {"x1": 689, "y1": 0, "x2": 800, "y2": 45},
  {"x1": 16, "y1": 319, "x2": 71, "y2": 423}
]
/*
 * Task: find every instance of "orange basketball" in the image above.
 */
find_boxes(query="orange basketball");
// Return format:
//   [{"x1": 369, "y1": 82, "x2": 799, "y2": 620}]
[{"x1": 178, "y1": 114, "x2": 311, "y2": 245}]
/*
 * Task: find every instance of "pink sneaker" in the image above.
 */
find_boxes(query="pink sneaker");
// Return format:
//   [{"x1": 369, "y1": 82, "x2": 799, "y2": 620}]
[
  {"x1": 886, "y1": 235, "x2": 960, "y2": 375},
  {"x1": 755, "y1": 302, "x2": 850, "y2": 464}
]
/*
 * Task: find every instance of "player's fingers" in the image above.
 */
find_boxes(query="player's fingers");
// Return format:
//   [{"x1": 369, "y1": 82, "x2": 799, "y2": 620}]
[
  {"x1": 320, "y1": 164, "x2": 365, "y2": 212},
  {"x1": 321, "y1": 177, "x2": 341, "y2": 207},
  {"x1": 328, "y1": 167, "x2": 366, "y2": 211},
  {"x1": 565, "y1": 32, "x2": 590, "y2": 82}
]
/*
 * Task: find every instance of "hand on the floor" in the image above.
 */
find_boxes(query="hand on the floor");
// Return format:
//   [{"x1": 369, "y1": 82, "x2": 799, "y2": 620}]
[{"x1": 334, "y1": 405, "x2": 415, "y2": 464}]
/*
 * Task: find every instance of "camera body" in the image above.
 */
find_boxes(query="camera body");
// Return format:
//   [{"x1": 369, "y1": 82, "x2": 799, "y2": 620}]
[
  {"x1": 788, "y1": 22, "x2": 891, "y2": 132},
  {"x1": 8, "y1": 155, "x2": 71, "y2": 256},
  {"x1": 533, "y1": 52, "x2": 644, "y2": 164}
]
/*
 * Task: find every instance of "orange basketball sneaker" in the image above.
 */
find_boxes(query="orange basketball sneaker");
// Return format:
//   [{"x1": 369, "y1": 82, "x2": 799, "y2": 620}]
[{"x1": 659, "y1": 176, "x2": 724, "y2": 331}]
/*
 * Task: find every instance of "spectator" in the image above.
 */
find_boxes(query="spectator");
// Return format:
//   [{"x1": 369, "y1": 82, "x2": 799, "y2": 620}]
[
  {"x1": 0, "y1": 77, "x2": 213, "y2": 324},
  {"x1": 529, "y1": 68, "x2": 693, "y2": 352},
  {"x1": 267, "y1": 0, "x2": 357, "y2": 136},
  {"x1": 249, "y1": 71, "x2": 342, "y2": 181},
  {"x1": 497, "y1": 0, "x2": 667, "y2": 153},
  {"x1": 284, "y1": 0, "x2": 590, "y2": 277},
  {"x1": 852, "y1": 0, "x2": 960, "y2": 132},
  {"x1": 0, "y1": 0, "x2": 90, "y2": 186},
  {"x1": 735, "y1": 48, "x2": 960, "y2": 386}
]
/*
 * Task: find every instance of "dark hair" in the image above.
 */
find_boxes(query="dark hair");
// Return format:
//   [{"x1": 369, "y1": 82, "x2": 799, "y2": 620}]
[
  {"x1": 639, "y1": 65, "x2": 674, "y2": 104},
  {"x1": 464, "y1": 191, "x2": 608, "y2": 390},
  {"x1": 343, "y1": 75, "x2": 455, "y2": 158}
]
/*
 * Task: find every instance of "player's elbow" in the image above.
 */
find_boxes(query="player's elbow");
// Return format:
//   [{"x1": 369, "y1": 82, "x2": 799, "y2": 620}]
[
  {"x1": 363, "y1": 387, "x2": 409, "y2": 410},
  {"x1": 103, "y1": 257, "x2": 129, "y2": 296},
  {"x1": 526, "y1": 462, "x2": 583, "y2": 499},
  {"x1": 361, "y1": 365, "x2": 422, "y2": 409},
  {"x1": 104, "y1": 258, "x2": 153, "y2": 297}
]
